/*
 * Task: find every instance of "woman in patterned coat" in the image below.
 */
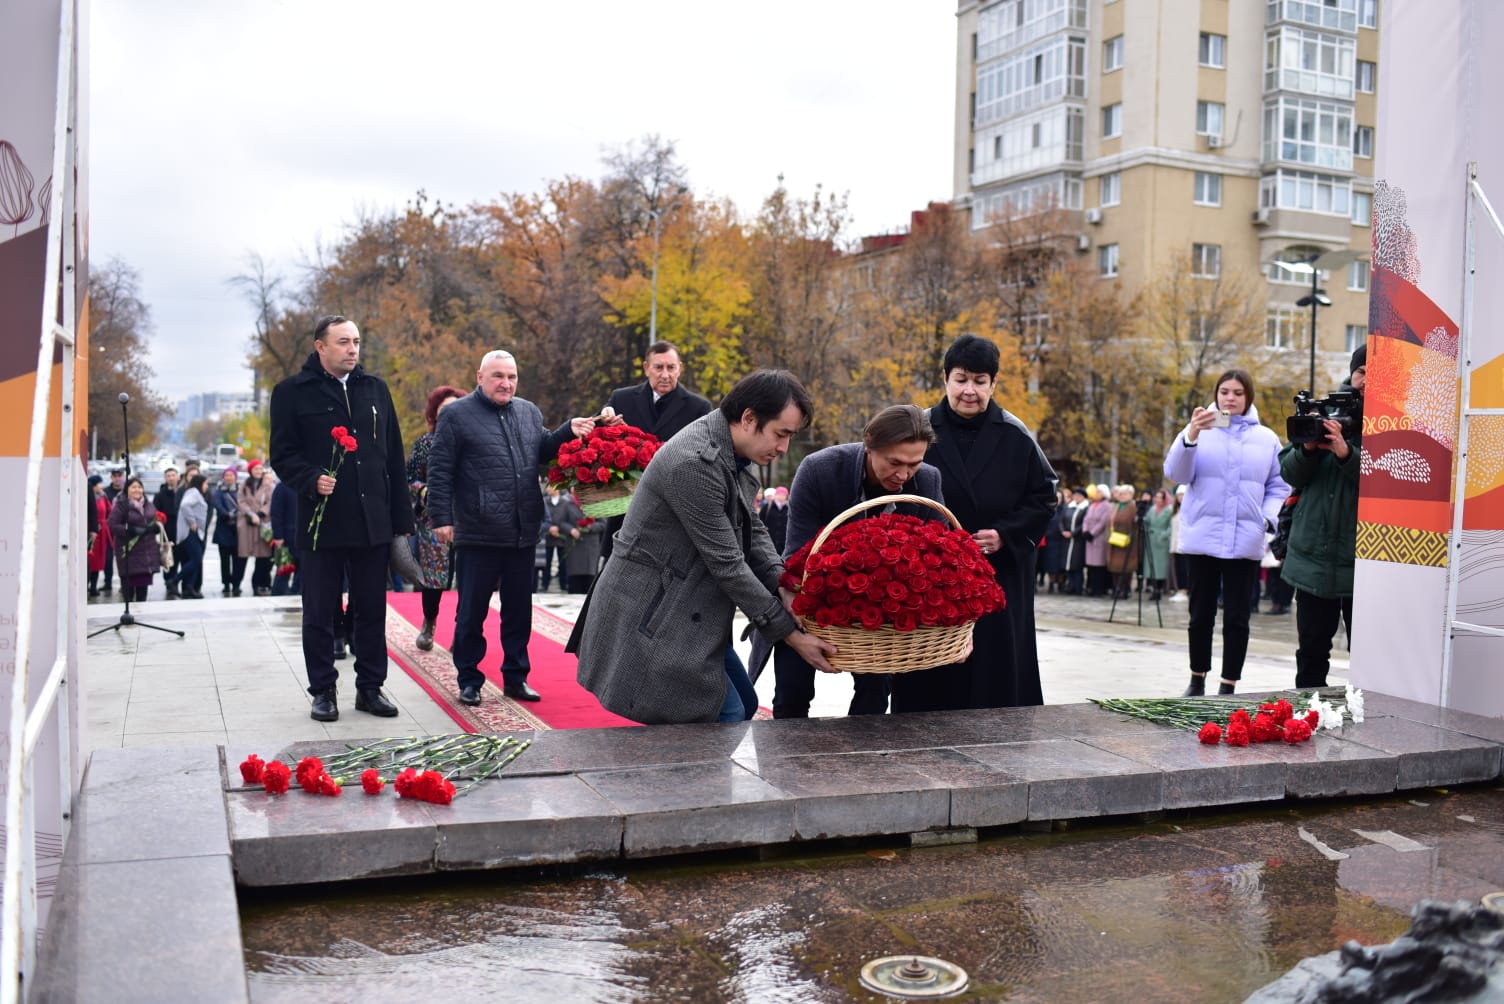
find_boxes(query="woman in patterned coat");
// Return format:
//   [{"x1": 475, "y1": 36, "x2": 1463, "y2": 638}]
[{"x1": 405, "y1": 385, "x2": 467, "y2": 650}]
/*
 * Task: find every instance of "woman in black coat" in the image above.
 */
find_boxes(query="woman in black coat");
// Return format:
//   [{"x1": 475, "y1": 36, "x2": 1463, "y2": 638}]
[
  {"x1": 891, "y1": 334, "x2": 1059, "y2": 712},
  {"x1": 212, "y1": 468, "x2": 246, "y2": 595}
]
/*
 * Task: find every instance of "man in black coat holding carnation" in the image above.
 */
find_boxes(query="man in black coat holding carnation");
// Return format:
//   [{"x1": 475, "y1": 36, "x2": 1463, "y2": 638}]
[{"x1": 269, "y1": 315, "x2": 414, "y2": 723}]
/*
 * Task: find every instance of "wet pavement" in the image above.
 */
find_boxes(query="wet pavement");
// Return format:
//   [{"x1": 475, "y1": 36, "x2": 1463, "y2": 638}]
[{"x1": 238, "y1": 783, "x2": 1504, "y2": 1003}]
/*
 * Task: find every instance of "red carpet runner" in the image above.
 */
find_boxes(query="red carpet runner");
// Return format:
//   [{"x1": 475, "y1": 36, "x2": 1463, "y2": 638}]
[{"x1": 385, "y1": 591, "x2": 638, "y2": 732}]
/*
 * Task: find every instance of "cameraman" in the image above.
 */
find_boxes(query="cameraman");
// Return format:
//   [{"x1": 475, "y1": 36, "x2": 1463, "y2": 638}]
[{"x1": 1278, "y1": 344, "x2": 1366, "y2": 689}]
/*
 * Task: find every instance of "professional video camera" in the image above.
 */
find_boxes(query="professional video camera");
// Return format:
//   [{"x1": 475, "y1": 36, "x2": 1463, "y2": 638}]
[{"x1": 1287, "y1": 389, "x2": 1361, "y2": 444}]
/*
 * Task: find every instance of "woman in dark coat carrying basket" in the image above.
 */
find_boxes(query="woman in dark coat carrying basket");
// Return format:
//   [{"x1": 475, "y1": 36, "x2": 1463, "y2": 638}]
[
  {"x1": 891, "y1": 334, "x2": 1059, "y2": 713},
  {"x1": 770, "y1": 404, "x2": 948, "y2": 718}
]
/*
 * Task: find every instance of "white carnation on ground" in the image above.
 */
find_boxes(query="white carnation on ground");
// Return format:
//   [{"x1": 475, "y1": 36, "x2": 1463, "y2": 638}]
[{"x1": 1345, "y1": 683, "x2": 1366, "y2": 723}]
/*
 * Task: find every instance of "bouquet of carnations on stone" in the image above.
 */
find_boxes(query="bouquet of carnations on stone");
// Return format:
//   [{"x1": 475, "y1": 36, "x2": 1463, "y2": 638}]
[
  {"x1": 777, "y1": 494, "x2": 1005, "y2": 674},
  {"x1": 1091, "y1": 684, "x2": 1366, "y2": 747},
  {"x1": 237, "y1": 733, "x2": 530, "y2": 804},
  {"x1": 547, "y1": 422, "x2": 662, "y2": 518}
]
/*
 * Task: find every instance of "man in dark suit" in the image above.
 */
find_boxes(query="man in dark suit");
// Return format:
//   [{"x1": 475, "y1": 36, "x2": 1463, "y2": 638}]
[
  {"x1": 605, "y1": 340, "x2": 714, "y2": 442},
  {"x1": 601, "y1": 341, "x2": 714, "y2": 560}
]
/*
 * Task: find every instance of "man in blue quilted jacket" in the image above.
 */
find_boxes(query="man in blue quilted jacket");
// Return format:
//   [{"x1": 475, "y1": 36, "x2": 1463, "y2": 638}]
[{"x1": 427, "y1": 350, "x2": 595, "y2": 707}]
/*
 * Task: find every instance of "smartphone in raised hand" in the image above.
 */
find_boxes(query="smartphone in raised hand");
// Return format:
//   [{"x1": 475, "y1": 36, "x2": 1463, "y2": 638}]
[{"x1": 1211, "y1": 409, "x2": 1231, "y2": 429}]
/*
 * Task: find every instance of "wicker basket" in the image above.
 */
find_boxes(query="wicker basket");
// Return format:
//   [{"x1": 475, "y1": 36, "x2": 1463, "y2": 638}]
[
  {"x1": 574, "y1": 478, "x2": 636, "y2": 518},
  {"x1": 800, "y1": 493, "x2": 976, "y2": 674}
]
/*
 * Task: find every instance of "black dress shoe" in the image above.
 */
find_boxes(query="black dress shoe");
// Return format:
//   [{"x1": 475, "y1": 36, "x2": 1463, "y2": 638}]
[
  {"x1": 458, "y1": 685, "x2": 482, "y2": 706},
  {"x1": 309, "y1": 688, "x2": 338, "y2": 722},
  {"x1": 355, "y1": 688, "x2": 399, "y2": 717},
  {"x1": 503, "y1": 682, "x2": 541, "y2": 702}
]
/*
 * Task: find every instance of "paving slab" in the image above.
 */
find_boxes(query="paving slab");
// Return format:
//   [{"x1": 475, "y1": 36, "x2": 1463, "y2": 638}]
[
  {"x1": 1336, "y1": 715, "x2": 1502, "y2": 788},
  {"x1": 954, "y1": 738, "x2": 1166, "y2": 819},
  {"x1": 68, "y1": 745, "x2": 227, "y2": 865},
  {"x1": 1086, "y1": 730, "x2": 1288, "y2": 809},
  {"x1": 434, "y1": 773, "x2": 624, "y2": 870},
  {"x1": 737, "y1": 751, "x2": 952, "y2": 840}
]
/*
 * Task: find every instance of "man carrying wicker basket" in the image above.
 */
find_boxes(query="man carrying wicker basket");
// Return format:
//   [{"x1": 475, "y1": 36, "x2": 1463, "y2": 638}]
[
  {"x1": 769, "y1": 405, "x2": 948, "y2": 718},
  {"x1": 569, "y1": 371, "x2": 837, "y2": 724}
]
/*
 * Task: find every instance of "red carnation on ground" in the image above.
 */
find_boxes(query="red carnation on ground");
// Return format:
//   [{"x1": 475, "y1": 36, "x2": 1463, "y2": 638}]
[
  {"x1": 394, "y1": 767, "x2": 420, "y2": 798},
  {"x1": 317, "y1": 774, "x2": 342, "y2": 796},
  {"x1": 239, "y1": 754, "x2": 265, "y2": 784},
  {"x1": 1282, "y1": 719, "x2": 1314, "y2": 743},
  {"x1": 361, "y1": 769, "x2": 385, "y2": 795},
  {"x1": 1198, "y1": 722, "x2": 1223, "y2": 744},
  {"x1": 295, "y1": 756, "x2": 325, "y2": 792},
  {"x1": 262, "y1": 760, "x2": 291, "y2": 795},
  {"x1": 1250, "y1": 713, "x2": 1282, "y2": 743},
  {"x1": 1225, "y1": 720, "x2": 1251, "y2": 746}
]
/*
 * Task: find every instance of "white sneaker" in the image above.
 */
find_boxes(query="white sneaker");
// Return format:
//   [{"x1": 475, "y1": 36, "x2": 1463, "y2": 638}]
[{"x1": 1168, "y1": 592, "x2": 1188, "y2": 602}]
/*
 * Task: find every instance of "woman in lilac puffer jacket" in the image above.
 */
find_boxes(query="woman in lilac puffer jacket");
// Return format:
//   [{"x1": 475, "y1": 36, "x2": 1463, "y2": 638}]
[{"x1": 1163, "y1": 369, "x2": 1290, "y2": 696}]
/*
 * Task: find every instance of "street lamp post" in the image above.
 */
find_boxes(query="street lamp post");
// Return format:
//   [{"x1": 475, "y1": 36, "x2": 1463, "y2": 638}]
[
  {"x1": 647, "y1": 185, "x2": 688, "y2": 348},
  {"x1": 1282, "y1": 248, "x2": 1366, "y2": 392}
]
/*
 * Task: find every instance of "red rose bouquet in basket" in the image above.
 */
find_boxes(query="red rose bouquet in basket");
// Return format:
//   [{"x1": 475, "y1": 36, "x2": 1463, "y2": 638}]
[
  {"x1": 547, "y1": 423, "x2": 662, "y2": 518},
  {"x1": 778, "y1": 494, "x2": 1006, "y2": 673}
]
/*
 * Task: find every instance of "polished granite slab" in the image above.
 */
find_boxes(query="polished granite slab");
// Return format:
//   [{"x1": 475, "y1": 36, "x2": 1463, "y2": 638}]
[{"x1": 36, "y1": 693, "x2": 1504, "y2": 1001}]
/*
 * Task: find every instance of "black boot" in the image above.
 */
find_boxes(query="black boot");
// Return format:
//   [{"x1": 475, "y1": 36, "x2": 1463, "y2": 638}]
[
  {"x1": 415, "y1": 618, "x2": 436, "y2": 651},
  {"x1": 309, "y1": 687, "x2": 338, "y2": 722},
  {"x1": 1218, "y1": 682, "x2": 1236, "y2": 695},
  {"x1": 1183, "y1": 673, "x2": 1206, "y2": 697}
]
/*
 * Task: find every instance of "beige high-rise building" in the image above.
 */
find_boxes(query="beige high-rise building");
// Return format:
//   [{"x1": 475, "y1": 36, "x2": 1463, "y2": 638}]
[{"x1": 954, "y1": 0, "x2": 1378, "y2": 387}]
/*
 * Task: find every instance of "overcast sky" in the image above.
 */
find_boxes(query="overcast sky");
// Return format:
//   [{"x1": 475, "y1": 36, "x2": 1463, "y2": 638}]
[{"x1": 89, "y1": 1, "x2": 957, "y2": 403}]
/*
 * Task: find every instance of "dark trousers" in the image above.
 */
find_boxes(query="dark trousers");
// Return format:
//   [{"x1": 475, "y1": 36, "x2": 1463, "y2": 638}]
[
  {"x1": 1269, "y1": 569, "x2": 1295, "y2": 609},
  {"x1": 218, "y1": 545, "x2": 246, "y2": 589},
  {"x1": 102, "y1": 547, "x2": 115, "y2": 588},
  {"x1": 249, "y1": 556, "x2": 272, "y2": 591},
  {"x1": 1086, "y1": 565, "x2": 1109, "y2": 596},
  {"x1": 452, "y1": 545, "x2": 534, "y2": 691},
  {"x1": 1294, "y1": 589, "x2": 1352, "y2": 688},
  {"x1": 1186, "y1": 554, "x2": 1260, "y2": 681},
  {"x1": 177, "y1": 534, "x2": 205, "y2": 594},
  {"x1": 299, "y1": 543, "x2": 390, "y2": 694},
  {"x1": 421, "y1": 586, "x2": 443, "y2": 622},
  {"x1": 771, "y1": 641, "x2": 890, "y2": 718},
  {"x1": 1066, "y1": 568, "x2": 1084, "y2": 595}
]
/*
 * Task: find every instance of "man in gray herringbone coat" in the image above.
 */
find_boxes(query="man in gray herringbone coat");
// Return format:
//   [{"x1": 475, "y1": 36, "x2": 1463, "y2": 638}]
[{"x1": 570, "y1": 371, "x2": 837, "y2": 724}]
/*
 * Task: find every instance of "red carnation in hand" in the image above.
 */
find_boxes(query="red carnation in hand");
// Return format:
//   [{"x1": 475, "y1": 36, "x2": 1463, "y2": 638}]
[
  {"x1": 330, "y1": 426, "x2": 348, "y2": 439},
  {"x1": 1198, "y1": 722, "x2": 1223, "y2": 744},
  {"x1": 361, "y1": 768, "x2": 385, "y2": 795},
  {"x1": 340, "y1": 436, "x2": 358, "y2": 452},
  {"x1": 155, "y1": 510, "x2": 167, "y2": 524},
  {"x1": 262, "y1": 760, "x2": 291, "y2": 795},
  {"x1": 239, "y1": 754, "x2": 266, "y2": 784}
]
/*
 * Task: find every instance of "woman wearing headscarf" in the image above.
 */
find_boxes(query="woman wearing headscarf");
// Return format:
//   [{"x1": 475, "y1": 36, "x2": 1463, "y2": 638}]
[
  {"x1": 175, "y1": 473, "x2": 209, "y2": 599},
  {"x1": 107, "y1": 476, "x2": 162, "y2": 602},
  {"x1": 1143, "y1": 488, "x2": 1174, "y2": 600},
  {"x1": 213, "y1": 467, "x2": 245, "y2": 595},
  {"x1": 891, "y1": 335, "x2": 1058, "y2": 712},
  {"x1": 406, "y1": 384, "x2": 467, "y2": 650},
  {"x1": 1163, "y1": 368, "x2": 1290, "y2": 695},
  {"x1": 238, "y1": 459, "x2": 276, "y2": 595}
]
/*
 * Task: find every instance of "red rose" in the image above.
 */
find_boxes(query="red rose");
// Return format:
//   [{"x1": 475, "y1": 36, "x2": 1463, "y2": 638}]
[
  {"x1": 262, "y1": 761, "x2": 291, "y2": 795},
  {"x1": 547, "y1": 466, "x2": 567, "y2": 484},
  {"x1": 330, "y1": 426, "x2": 348, "y2": 439},
  {"x1": 801, "y1": 574, "x2": 825, "y2": 596},
  {"x1": 614, "y1": 446, "x2": 635, "y2": 468},
  {"x1": 361, "y1": 769, "x2": 385, "y2": 795},
  {"x1": 858, "y1": 605, "x2": 884, "y2": 630},
  {"x1": 1198, "y1": 722, "x2": 1223, "y2": 744},
  {"x1": 826, "y1": 569, "x2": 847, "y2": 589},
  {"x1": 845, "y1": 572, "x2": 871, "y2": 595},
  {"x1": 636, "y1": 445, "x2": 655, "y2": 466},
  {"x1": 884, "y1": 581, "x2": 909, "y2": 602},
  {"x1": 317, "y1": 774, "x2": 342, "y2": 796},
  {"x1": 792, "y1": 593, "x2": 818, "y2": 616},
  {"x1": 575, "y1": 466, "x2": 594, "y2": 484},
  {"x1": 827, "y1": 603, "x2": 850, "y2": 625},
  {"x1": 814, "y1": 607, "x2": 837, "y2": 627},
  {"x1": 891, "y1": 609, "x2": 919, "y2": 632},
  {"x1": 1282, "y1": 719, "x2": 1314, "y2": 743},
  {"x1": 594, "y1": 466, "x2": 611, "y2": 483},
  {"x1": 239, "y1": 754, "x2": 265, "y2": 784},
  {"x1": 578, "y1": 448, "x2": 598, "y2": 464},
  {"x1": 1225, "y1": 720, "x2": 1251, "y2": 746},
  {"x1": 918, "y1": 606, "x2": 942, "y2": 626}
]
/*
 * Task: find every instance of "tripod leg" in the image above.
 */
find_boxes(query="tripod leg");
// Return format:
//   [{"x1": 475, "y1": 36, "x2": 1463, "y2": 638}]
[
  {"x1": 86, "y1": 622, "x2": 125, "y2": 639},
  {"x1": 133, "y1": 620, "x2": 186, "y2": 638}
]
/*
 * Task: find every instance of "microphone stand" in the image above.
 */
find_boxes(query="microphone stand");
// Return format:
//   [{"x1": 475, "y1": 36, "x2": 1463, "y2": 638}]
[{"x1": 88, "y1": 393, "x2": 185, "y2": 640}]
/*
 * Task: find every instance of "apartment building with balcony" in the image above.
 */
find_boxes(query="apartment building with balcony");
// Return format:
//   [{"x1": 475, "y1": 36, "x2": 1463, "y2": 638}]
[{"x1": 954, "y1": 0, "x2": 1378, "y2": 386}]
